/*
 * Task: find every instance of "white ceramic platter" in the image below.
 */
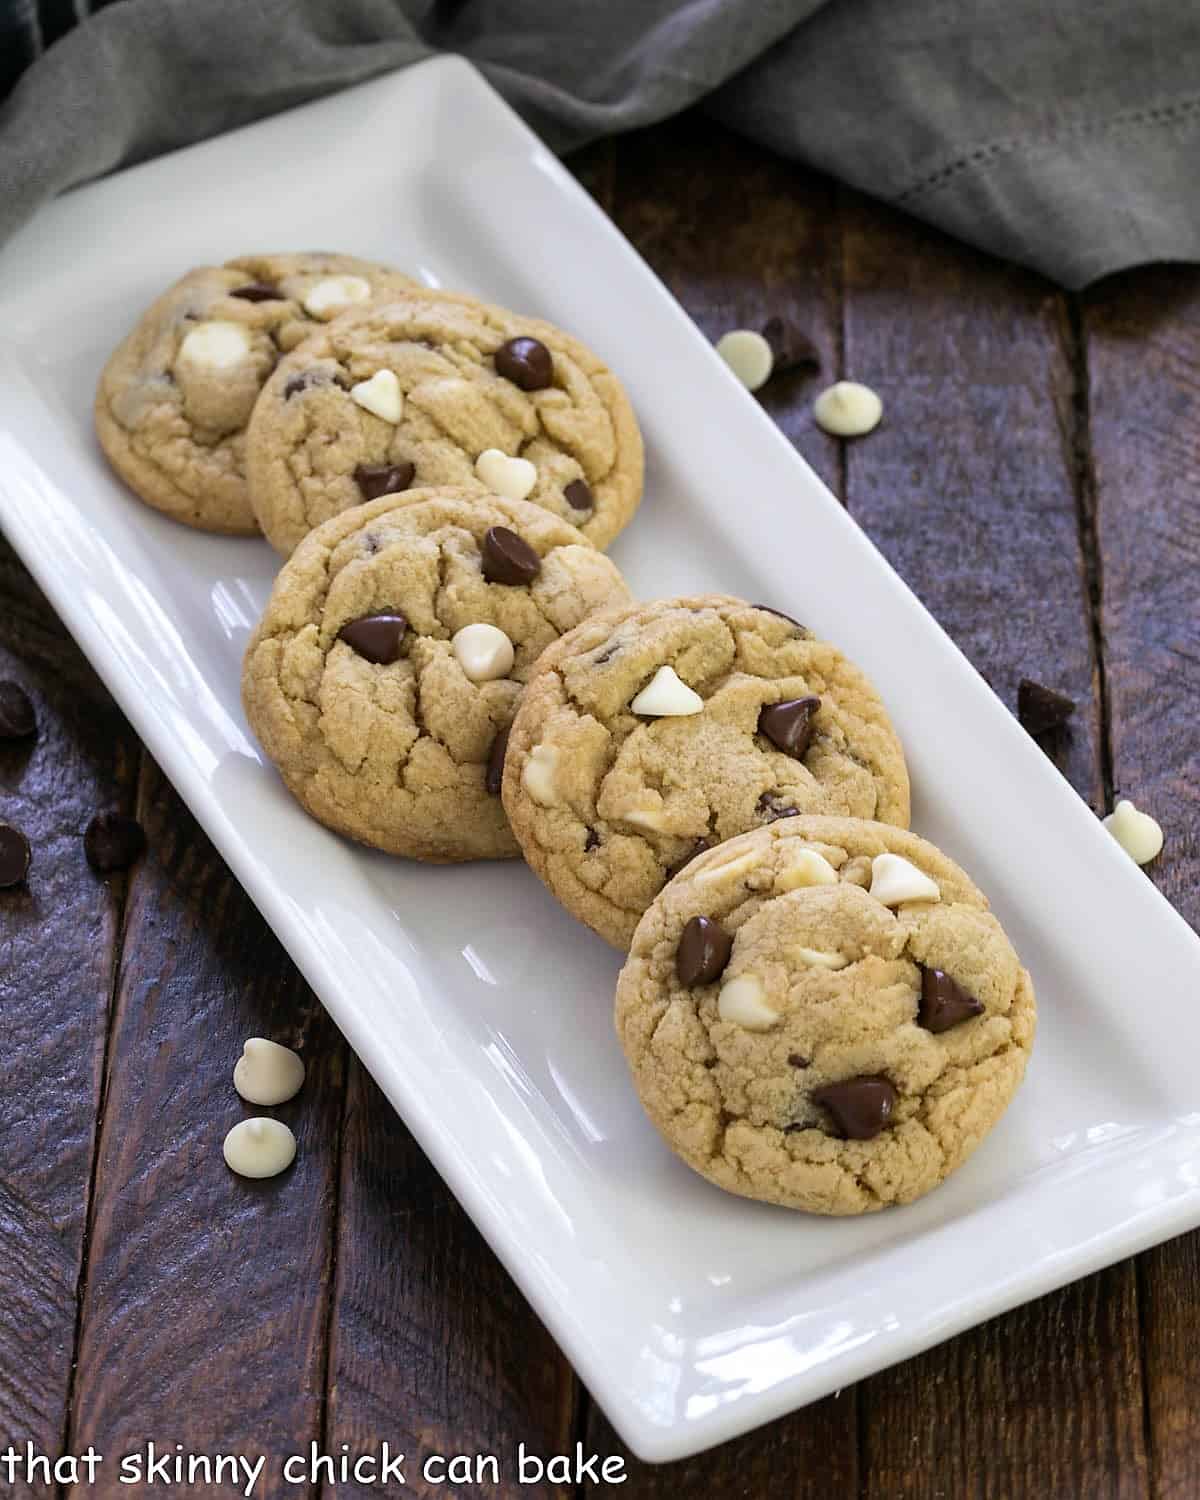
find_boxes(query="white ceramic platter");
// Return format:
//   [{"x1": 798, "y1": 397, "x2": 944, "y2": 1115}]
[{"x1": 2, "y1": 56, "x2": 1198, "y2": 1464}]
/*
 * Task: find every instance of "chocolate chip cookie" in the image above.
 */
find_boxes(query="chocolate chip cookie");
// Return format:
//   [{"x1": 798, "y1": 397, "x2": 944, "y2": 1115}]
[
  {"x1": 242, "y1": 487, "x2": 632, "y2": 862},
  {"x1": 616, "y1": 816, "x2": 1035, "y2": 1214},
  {"x1": 96, "y1": 253, "x2": 420, "y2": 534},
  {"x1": 501, "y1": 595, "x2": 910, "y2": 948},
  {"x1": 244, "y1": 293, "x2": 644, "y2": 555}
]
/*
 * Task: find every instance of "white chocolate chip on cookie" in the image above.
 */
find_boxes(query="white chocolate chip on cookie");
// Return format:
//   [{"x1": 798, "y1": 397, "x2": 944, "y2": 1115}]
[
  {"x1": 1103, "y1": 798, "x2": 1163, "y2": 865},
  {"x1": 233, "y1": 1038, "x2": 305, "y2": 1106},
  {"x1": 452, "y1": 622, "x2": 515, "y2": 684},
  {"x1": 177, "y1": 320, "x2": 251, "y2": 370},
  {"x1": 350, "y1": 369, "x2": 403, "y2": 423},
  {"x1": 788, "y1": 945, "x2": 850, "y2": 969},
  {"x1": 303, "y1": 274, "x2": 372, "y2": 318},
  {"x1": 869, "y1": 851, "x2": 940, "y2": 906},
  {"x1": 522, "y1": 743, "x2": 560, "y2": 806},
  {"x1": 813, "y1": 380, "x2": 883, "y2": 437},
  {"x1": 475, "y1": 448, "x2": 537, "y2": 502},
  {"x1": 775, "y1": 846, "x2": 839, "y2": 891},
  {"x1": 716, "y1": 329, "x2": 773, "y2": 392},
  {"x1": 717, "y1": 973, "x2": 778, "y2": 1030},
  {"x1": 695, "y1": 845, "x2": 760, "y2": 887},
  {"x1": 630, "y1": 665, "x2": 703, "y2": 717},
  {"x1": 222, "y1": 1117, "x2": 297, "y2": 1179}
]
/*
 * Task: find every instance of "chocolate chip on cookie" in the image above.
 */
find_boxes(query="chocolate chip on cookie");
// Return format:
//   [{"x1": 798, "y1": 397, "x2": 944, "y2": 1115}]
[
  {"x1": 676, "y1": 915, "x2": 733, "y2": 986},
  {"x1": 230, "y1": 283, "x2": 283, "y2": 303},
  {"x1": 355, "y1": 461, "x2": 415, "y2": 502},
  {"x1": 812, "y1": 1076, "x2": 897, "y2": 1140},
  {"x1": 495, "y1": 336, "x2": 554, "y2": 391},
  {"x1": 919, "y1": 966, "x2": 985, "y2": 1033},
  {"x1": 564, "y1": 479, "x2": 594, "y2": 512},
  {"x1": 84, "y1": 811, "x2": 146, "y2": 873},
  {"x1": 485, "y1": 726, "x2": 511, "y2": 796},
  {"x1": 481, "y1": 526, "x2": 541, "y2": 586},
  {"x1": 0, "y1": 824, "x2": 31, "y2": 887},
  {"x1": 338, "y1": 613, "x2": 408, "y2": 665},
  {"x1": 758, "y1": 697, "x2": 820, "y2": 759},
  {"x1": 0, "y1": 681, "x2": 36, "y2": 739}
]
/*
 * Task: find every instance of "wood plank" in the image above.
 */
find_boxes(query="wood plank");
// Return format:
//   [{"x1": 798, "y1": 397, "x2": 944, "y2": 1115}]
[
  {"x1": 66, "y1": 759, "x2": 346, "y2": 1499},
  {"x1": 578, "y1": 118, "x2": 859, "y2": 1496},
  {"x1": 0, "y1": 536, "x2": 136, "y2": 1479},
  {"x1": 1082, "y1": 264, "x2": 1200, "y2": 1500},
  {"x1": 838, "y1": 189, "x2": 1147, "y2": 1498}
]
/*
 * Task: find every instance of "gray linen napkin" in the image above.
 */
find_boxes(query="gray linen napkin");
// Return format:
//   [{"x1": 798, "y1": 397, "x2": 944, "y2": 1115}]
[{"x1": 2, "y1": 0, "x2": 1199, "y2": 288}]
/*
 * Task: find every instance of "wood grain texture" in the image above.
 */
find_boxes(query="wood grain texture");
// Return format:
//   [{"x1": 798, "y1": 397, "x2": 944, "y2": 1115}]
[
  {"x1": 0, "y1": 536, "x2": 136, "y2": 1478},
  {"x1": 323, "y1": 1061, "x2": 577, "y2": 1499},
  {"x1": 576, "y1": 119, "x2": 859, "y2": 1496},
  {"x1": 1082, "y1": 265, "x2": 1200, "y2": 1500},
  {"x1": 66, "y1": 759, "x2": 346, "y2": 1499},
  {"x1": 838, "y1": 190, "x2": 1147, "y2": 1499}
]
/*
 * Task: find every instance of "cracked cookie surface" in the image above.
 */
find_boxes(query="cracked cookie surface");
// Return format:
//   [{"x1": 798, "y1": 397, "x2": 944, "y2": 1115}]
[
  {"x1": 96, "y1": 253, "x2": 420, "y2": 534},
  {"x1": 501, "y1": 595, "x2": 910, "y2": 948},
  {"x1": 242, "y1": 486, "x2": 631, "y2": 861},
  {"x1": 616, "y1": 816, "x2": 1036, "y2": 1214},
  {"x1": 244, "y1": 293, "x2": 644, "y2": 555}
]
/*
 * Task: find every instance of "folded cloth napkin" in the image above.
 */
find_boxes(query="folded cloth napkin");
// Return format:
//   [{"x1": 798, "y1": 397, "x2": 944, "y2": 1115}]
[{"x1": 2, "y1": 0, "x2": 1199, "y2": 288}]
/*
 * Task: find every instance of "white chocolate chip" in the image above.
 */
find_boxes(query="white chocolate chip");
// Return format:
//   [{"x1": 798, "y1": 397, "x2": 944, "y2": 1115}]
[
  {"x1": 813, "y1": 380, "x2": 883, "y2": 437},
  {"x1": 630, "y1": 664, "x2": 704, "y2": 717},
  {"x1": 178, "y1": 320, "x2": 251, "y2": 370},
  {"x1": 452, "y1": 622, "x2": 514, "y2": 684},
  {"x1": 788, "y1": 945, "x2": 850, "y2": 970},
  {"x1": 694, "y1": 846, "x2": 760, "y2": 887},
  {"x1": 475, "y1": 448, "x2": 537, "y2": 501},
  {"x1": 522, "y1": 743, "x2": 560, "y2": 806},
  {"x1": 775, "y1": 847, "x2": 839, "y2": 892},
  {"x1": 350, "y1": 368, "x2": 403, "y2": 423},
  {"x1": 1103, "y1": 798, "x2": 1163, "y2": 865},
  {"x1": 717, "y1": 974, "x2": 778, "y2": 1030},
  {"x1": 868, "y1": 852, "x2": 940, "y2": 907},
  {"x1": 233, "y1": 1038, "x2": 305, "y2": 1107},
  {"x1": 303, "y1": 274, "x2": 372, "y2": 318},
  {"x1": 715, "y1": 329, "x2": 773, "y2": 392},
  {"x1": 622, "y1": 804, "x2": 668, "y2": 831},
  {"x1": 222, "y1": 1117, "x2": 296, "y2": 1179}
]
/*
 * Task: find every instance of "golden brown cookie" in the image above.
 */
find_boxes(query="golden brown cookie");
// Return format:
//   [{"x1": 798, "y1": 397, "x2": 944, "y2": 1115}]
[
  {"x1": 244, "y1": 293, "x2": 644, "y2": 555},
  {"x1": 95, "y1": 253, "x2": 420, "y2": 534},
  {"x1": 616, "y1": 816, "x2": 1035, "y2": 1214},
  {"x1": 501, "y1": 595, "x2": 910, "y2": 948},
  {"x1": 242, "y1": 487, "x2": 632, "y2": 861}
]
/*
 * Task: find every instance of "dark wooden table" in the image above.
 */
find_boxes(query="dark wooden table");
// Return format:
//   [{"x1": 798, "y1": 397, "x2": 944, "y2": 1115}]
[{"x1": 2, "y1": 113, "x2": 1198, "y2": 1499}]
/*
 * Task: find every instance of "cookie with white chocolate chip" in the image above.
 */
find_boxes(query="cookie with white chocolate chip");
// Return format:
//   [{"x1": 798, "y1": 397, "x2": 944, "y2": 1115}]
[
  {"x1": 244, "y1": 292, "x2": 644, "y2": 555},
  {"x1": 95, "y1": 253, "x2": 421, "y2": 534},
  {"x1": 616, "y1": 815, "x2": 1036, "y2": 1214},
  {"x1": 501, "y1": 595, "x2": 910, "y2": 949},
  {"x1": 242, "y1": 486, "x2": 631, "y2": 862}
]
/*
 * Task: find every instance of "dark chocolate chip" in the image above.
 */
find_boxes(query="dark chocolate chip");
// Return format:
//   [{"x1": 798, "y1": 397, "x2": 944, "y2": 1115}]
[
  {"x1": 481, "y1": 526, "x2": 541, "y2": 586},
  {"x1": 564, "y1": 479, "x2": 593, "y2": 512},
  {"x1": 284, "y1": 374, "x2": 313, "y2": 399},
  {"x1": 787, "y1": 1052, "x2": 810, "y2": 1069},
  {"x1": 918, "y1": 967, "x2": 985, "y2": 1034},
  {"x1": 0, "y1": 681, "x2": 36, "y2": 739},
  {"x1": 584, "y1": 828, "x2": 602, "y2": 852},
  {"x1": 760, "y1": 316, "x2": 820, "y2": 376},
  {"x1": 354, "y1": 461, "x2": 415, "y2": 501},
  {"x1": 812, "y1": 1075, "x2": 897, "y2": 1140},
  {"x1": 84, "y1": 811, "x2": 145, "y2": 874},
  {"x1": 338, "y1": 613, "x2": 408, "y2": 664},
  {"x1": 666, "y1": 838, "x2": 711, "y2": 882},
  {"x1": 593, "y1": 643, "x2": 620, "y2": 665},
  {"x1": 0, "y1": 824, "x2": 30, "y2": 887},
  {"x1": 758, "y1": 696, "x2": 821, "y2": 759},
  {"x1": 676, "y1": 915, "x2": 734, "y2": 987},
  {"x1": 230, "y1": 283, "x2": 282, "y2": 303},
  {"x1": 495, "y1": 336, "x2": 553, "y2": 391},
  {"x1": 752, "y1": 604, "x2": 805, "y2": 630},
  {"x1": 485, "y1": 726, "x2": 511, "y2": 796},
  {"x1": 1017, "y1": 678, "x2": 1076, "y2": 738},
  {"x1": 757, "y1": 792, "x2": 799, "y2": 822}
]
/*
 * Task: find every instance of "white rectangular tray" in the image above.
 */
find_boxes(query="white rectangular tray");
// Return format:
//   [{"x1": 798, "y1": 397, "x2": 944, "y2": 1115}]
[{"x1": 2, "y1": 56, "x2": 1199, "y2": 1464}]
